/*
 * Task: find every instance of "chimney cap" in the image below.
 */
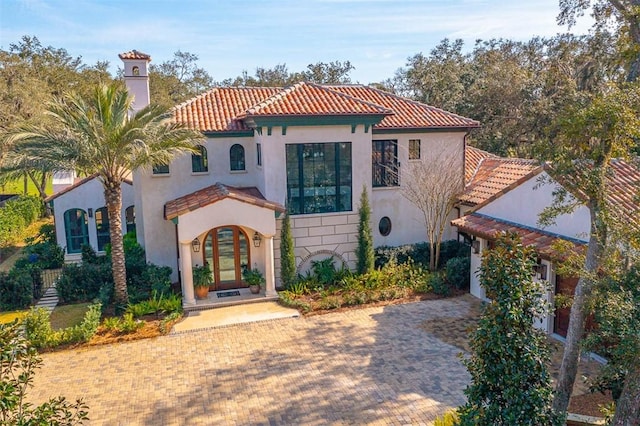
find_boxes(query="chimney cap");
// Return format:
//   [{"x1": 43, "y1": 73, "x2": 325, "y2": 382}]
[{"x1": 118, "y1": 50, "x2": 151, "y2": 61}]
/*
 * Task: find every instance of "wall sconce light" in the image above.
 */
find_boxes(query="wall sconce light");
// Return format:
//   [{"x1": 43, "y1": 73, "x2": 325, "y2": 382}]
[
  {"x1": 252, "y1": 232, "x2": 262, "y2": 248},
  {"x1": 472, "y1": 239, "x2": 480, "y2": 254},
  {"x1": 88, "y1": 208, "x2": 93, "y2": 218},
  {"x1": 534, "y1": 263, "x2": 548, "y2": 280},
  {"x1": 191, "y1": 238, "x2": 201, "y2": 252}
]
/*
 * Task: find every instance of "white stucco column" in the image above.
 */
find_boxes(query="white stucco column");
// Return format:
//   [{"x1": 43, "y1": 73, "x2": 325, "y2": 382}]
[
  {"x1": 180, "y1": 241, "x2": 196, "y2": 305},
  {"x1": 264, "y1": 235, "x2": 277, "y2": 297}
]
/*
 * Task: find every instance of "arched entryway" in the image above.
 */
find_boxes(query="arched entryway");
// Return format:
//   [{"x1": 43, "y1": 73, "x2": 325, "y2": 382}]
[{"x1": 203, "y1": 226, "x2": 250, "y2": 290}]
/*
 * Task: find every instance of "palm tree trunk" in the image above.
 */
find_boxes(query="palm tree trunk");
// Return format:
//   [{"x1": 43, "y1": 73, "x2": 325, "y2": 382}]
[
  {"x1": 612, "y1": 364, "x2": 640, "y2": 426},
  {"x1": 552, "y1": 206, "x2": 604, "y2": 414},
  {"x1": 104, "y1": 179, "x2": 128, "y2": 308}
]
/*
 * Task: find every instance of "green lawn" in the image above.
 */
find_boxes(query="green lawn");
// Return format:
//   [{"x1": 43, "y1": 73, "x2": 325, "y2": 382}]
[
  {"x1": 0, "y1": 177, "x2": 52, "y2": 196},
  {"x1": 50, "y1": 303, "x2": 91, "y2": 330}
]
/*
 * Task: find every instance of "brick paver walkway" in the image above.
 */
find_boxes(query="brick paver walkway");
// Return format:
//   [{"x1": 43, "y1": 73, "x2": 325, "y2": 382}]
[{"x1": 28, "y1": 296, "x2": 477, "y2": 425}]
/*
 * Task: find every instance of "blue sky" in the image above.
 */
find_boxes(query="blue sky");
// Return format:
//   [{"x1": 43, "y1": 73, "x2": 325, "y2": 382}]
[{"x1": 1, "y1": 0, "x2": 593, "y2": 84}]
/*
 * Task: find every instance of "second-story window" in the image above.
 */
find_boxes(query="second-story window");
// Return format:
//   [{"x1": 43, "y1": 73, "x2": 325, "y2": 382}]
[
  {"x1": 230, "y1": 144, "x2": 245, "y2": 171},
  {"x1": 409, "y1": 139, "x2": 421, "y2": 160},
  {"x1": 192, "y1": 145, "x2": 208, "y2": 173},
  {"x1": 372, "y1": 140, "x2": 398, "y2": 187}
]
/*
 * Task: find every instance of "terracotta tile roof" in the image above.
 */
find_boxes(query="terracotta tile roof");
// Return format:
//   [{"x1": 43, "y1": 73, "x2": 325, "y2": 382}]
[
  {"x1": 328, "y1": 85, "x2": 480, "y2": 129},
  {"x1": 451, "y1": 213, "x2": 586, "y2": 259},
  {"x1": 242, "y1": 82, "x2": 392, "y2": 117},
  {"x1": 605, "y1": 159, "x2": 640, "y2": 232},
  {"x1": 173, "y1": 87, "x2": 280, "y2": 133},
  {"x1": 460, "y1": 157, "x2": 542, "y2": 206},
  {"x1": 173, "y1": 83, "x2": 479, "y2": 132},
  {"x1": 118, "y1": 50, "x2": 151, "y2": 60},
  {"x1": 465, "y1": 146, "x2": 498, "y2": 183},
  {"x1": 45, "y1": 174, "x2": 132, "y2": 202},
  {"x1": 164, "y1": 183, "x2": 285, "y2": 220}
]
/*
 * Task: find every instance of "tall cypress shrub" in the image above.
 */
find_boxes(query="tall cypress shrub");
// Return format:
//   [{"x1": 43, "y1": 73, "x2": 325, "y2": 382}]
[
  {"x1": 356, "y1": 186, "x2": 374, "y2": 274},
  {"x1": 279, "y1": 209, "x2": 296, "y2": 288},
  {"x1": 457, "y1": 233, "x2": 560, "y2": 426}
]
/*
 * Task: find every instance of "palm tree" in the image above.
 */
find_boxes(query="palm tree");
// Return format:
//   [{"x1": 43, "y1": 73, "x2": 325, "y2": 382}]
[{"x1": 5, "y1": 82, "x2": 204, "y2": 306}]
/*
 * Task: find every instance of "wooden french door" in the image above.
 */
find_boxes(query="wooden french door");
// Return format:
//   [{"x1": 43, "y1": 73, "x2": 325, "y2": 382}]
[{"x1": 203, "y1": 226, "x2": 250, "y2": 290}]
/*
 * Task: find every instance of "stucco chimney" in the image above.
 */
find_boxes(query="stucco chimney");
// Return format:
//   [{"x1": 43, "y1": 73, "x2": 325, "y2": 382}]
[{"x1": 118, "y1": 50, "x2": 151, "y2": 115}]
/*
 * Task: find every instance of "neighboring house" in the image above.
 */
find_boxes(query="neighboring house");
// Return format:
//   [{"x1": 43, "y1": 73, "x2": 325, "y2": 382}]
[
  {"x1": 112, "y1": 50, "x2": 480, "y2": 306},
  {"x1": 46, "y1": 174, "x2": 135, "y2": 262},
  {"x1": 454, "y1": 153, "x2": 640, "y2": 337}
]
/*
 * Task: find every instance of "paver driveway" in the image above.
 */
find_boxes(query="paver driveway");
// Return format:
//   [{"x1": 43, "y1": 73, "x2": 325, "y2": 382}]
[{"x1": 29, "y1": 296, "x2": 477, "y2": 425}]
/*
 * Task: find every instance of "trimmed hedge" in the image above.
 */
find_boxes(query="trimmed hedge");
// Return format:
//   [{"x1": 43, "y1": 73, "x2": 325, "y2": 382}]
[
  {"x1": 445, "y1": 256, "x2": 471, "y2": 290},
  {"x1": 0, "y1": 269, "x2": 33, "y2": 310},
  {"x1": 0, "y1": 195, "x2": 42, "y2": 248}
]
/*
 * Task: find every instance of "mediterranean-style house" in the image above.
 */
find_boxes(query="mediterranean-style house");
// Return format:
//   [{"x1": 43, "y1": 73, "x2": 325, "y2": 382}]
[
  {"x1": 48, "y1": 50, "x2": 479, "y2": 308},
  {"x1": 454, "y1": 149, "x2": 640, "y2": 337}
]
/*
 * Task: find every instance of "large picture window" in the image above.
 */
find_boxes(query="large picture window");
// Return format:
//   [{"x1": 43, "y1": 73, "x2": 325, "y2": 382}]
[
  {"x1": 372, "y1": 139, "x2": 398, "y2": 187},
  {"x1": 63, "y1": 209, "x2": 89, "y2": 254},
  {"x1": 286, "y1": 142, "x2": 352, "y2": 215},
  {"x1": 95, "y1": 207, "x2": 110, "y2": 251}
]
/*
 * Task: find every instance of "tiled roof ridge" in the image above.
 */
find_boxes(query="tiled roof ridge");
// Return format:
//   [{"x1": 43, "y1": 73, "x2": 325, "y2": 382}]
[
  {"x1": 340, "y1": 84, "x2": 480, "y2": 127},
  {"x1": 172, "y1": 87, "x2": 220, "y2": 113},
  {"x1": 243, "y1": 82, "x2": 392, "y2": 116}
]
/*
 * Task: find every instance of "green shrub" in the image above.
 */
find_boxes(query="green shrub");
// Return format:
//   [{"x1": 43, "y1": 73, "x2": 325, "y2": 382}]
[
  {"x1": 0, "y1": 320, "x2": 89, "y2": 423},
  {"x1": 434, "y1": 410, "x2": 458, "y2": 426},
  {"x1": 445, "y1": 256, "x2": 471, "y2": 290},
  {"x1": 277, "y1": 291, "x2": 311, "y2": 313},
  {"x1": 101, "y1": 313, "x2": 142, "y2": 334},
  {"x1": 56, "y1": 262, "x2": 111, "y2": 304},
  {"x1": 0, "y1": 268, "x2": 33, "y2": 310},
  {"x1": 23, "y1": 303, "x2": 102, "y2": 349},
  {"x1": 0, "y1": 195, "x2": 42, "y2": 248},
  {"x1": 356, "y1": 186, "x2": 374, "y2": 274},
  {"x1": 438, "y1": 239, "x2": 470, "y2": 267},
  {"x1": 126, "y1": 291, "x2": 182, "y2": 318},
  {"x1": 159, "y1": 311, "x2": 183, "y2": 334},
  {"x1": 279, "y1": 209, "x2": 297, "y2": 289},
  {"x1": 318, "y1": 295, "x2": 342, "y2": 310},
  {"x1": 22, "y1": 223, "x2": 64, "y2": 270},
  {"x1": 430, "y1": 272, "x2": 451, "y2": 296}
]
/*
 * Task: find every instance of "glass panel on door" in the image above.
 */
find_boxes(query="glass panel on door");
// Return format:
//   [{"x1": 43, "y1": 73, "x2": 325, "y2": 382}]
[{"x1": 217, "y1": 227, "x2": 236, "y2": 282}]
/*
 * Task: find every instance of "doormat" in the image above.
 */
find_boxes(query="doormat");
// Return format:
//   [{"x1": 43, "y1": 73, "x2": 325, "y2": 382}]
[{"x1": 217, "y1": 290, "x2": 241, "y2": 298}]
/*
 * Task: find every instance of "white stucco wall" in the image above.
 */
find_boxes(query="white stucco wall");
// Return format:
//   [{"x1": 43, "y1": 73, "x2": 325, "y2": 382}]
[
  {"x1": 476, "y1": 171, "x2": 590, "y2": 242},
  {"x1": 372, "y1": 131, "x2": 465, "y2": 247},
  {"x1": 135, "y1": 124, "x2": 468, "y2": 282},
  {"x1": 50, "y1": 177, "x2": 135, "y2": 261}
]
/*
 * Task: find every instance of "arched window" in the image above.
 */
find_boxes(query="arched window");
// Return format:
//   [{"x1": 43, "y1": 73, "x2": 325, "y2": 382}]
[
  {"x1": 230, "y1": 144, "x2": 245, "y2": 171},
  {"x1": 132, "y1": 66, "x2": 140, "y2": 76},
  {"x1": 125, "y1": 205, "x2": 136, "y2": 234},
  {"x1": 95, "y1": 207, "x2": 110, "y2": 251},
  {"x1": 63, "y1": 209, "x2": 89, "y2": 254},
  {"x1": 191, "y1": 145, "x2": 208, "y2": 173}
]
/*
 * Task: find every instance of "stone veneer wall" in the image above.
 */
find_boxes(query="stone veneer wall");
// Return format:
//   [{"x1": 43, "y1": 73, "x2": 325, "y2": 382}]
[{"x1": 273, "y1": 213, "x2": 360, "y2": 286}]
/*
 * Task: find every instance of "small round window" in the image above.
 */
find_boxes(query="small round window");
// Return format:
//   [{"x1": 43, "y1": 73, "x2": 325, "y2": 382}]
[{"x1": 378, "y1": 216, "x2": 392, "y2": 236}]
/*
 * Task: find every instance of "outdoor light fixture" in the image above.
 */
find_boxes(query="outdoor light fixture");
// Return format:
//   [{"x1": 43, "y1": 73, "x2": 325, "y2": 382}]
[
  {"x1": 191, "y1": 238, "x2": 201, "y2": 252},
  {"x1": 471, "y1": 239, "x2": 480, "y2": 254},
  {"x1": 88, "y1": 208, "x2": 93, "y2": 218},
  {"x1": 252, "y1": 232, "x2": 262, "y2": 248}
]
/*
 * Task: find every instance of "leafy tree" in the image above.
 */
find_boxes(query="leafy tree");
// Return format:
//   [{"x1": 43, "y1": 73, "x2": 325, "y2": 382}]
[
  {"x1": 149, "y1": 50, "x2": 213, "y2": 107},
  {"x1": 537, "y1": 84, "x2": 640, "y2": 415},
  {"x1": 584, "y1": 262, "x2": 640, "y2": 424},
  {"x1": 5, "y1": 83, "x2": 204, "y2": 307},
  {"x1": 457, "y1": 233, "x2": 560, "y2": 426},
  {"x1": 279, "y1": 209, "x2": 297, "y2": 288},
  {"x1": 219, "y1": 61, "x2": 355, "y2": 87},
  {"x1": 356, "y1": 186, "x2": 374, "y2": 275},
  {"x1": 558, "y1": 0, "x2": 640, "y2": 81},
  {"x1": 0, "y1": 320, "x2": 89, "y2": 424},
  {"x1": 400, "y1": 152, "x2": 462, "y2": 271}
]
